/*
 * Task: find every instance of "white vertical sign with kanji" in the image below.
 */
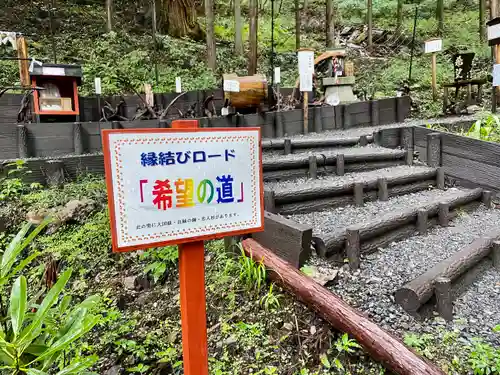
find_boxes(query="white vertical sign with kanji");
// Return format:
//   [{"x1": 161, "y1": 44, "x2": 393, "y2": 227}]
[
  {"x1": 102, "y1": 128, "x2": 264, "y2": 251},
  {"x1": 298, "y1": 50, "x2": 314, "y2": 92}
]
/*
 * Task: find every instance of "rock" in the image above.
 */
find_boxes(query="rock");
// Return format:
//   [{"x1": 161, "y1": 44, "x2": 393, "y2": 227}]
[
  {"x1": 306, "y1": 265, "x2": 339, "y2": 286},
  {"x1": 135, "y1": 274, "x2": 153, "y2": 291},
  {"x1": 224, "y1": 336, "x2": 238, "y2": 346},
  {"x1": 104, "y1": 365, "x2": 123, "y2": 375},
  {"x1": 466, "y1": 105, "x2": 481, "y2": 114},
  {"x1": 283, "y1": 322, "x2": 294, "y2": 331},
  {"x1": 310, "y1": 325, "x2": 317, "y2": 335},
  {"x1": 123, "y1": 276, "x2": 136, "y2": 290}
]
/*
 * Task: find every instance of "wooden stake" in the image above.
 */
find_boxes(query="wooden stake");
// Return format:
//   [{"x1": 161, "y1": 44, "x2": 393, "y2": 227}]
[
  {"x1": 431, "y1": 52, "x2": 437, "y2": 101},
  {"x1": 172, "y1": 120, "x2": 209, "y2": 375},
  {"x1": 16, "y1": 36, "x2": 30, "y2": 87},
  {"x1": 303, "y1": 91, "x2": 309, "y2": 134}
]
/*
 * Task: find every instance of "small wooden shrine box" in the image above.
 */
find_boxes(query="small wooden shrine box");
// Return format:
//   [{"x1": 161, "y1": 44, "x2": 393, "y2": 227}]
[{"x1": 30, "y1": 64, "x2": 82, "y2": 122}]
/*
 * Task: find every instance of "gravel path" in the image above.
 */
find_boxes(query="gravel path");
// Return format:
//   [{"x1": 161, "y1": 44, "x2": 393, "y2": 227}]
[
  {"x1": 262, "y1": 144, "x2": 403, "y2": 162},
  {"x1": 306, "y1": 206, "x2": 500, "y2": 345},
  {"x1": 265, "y1": 164, "x2": 431, "y2": 192},
  {"x1": 263, "y1": 114, "x2": 477, "y2": 141},
  {"x1": 288, "y1": 187, "x2": 470, "y2": 236}
]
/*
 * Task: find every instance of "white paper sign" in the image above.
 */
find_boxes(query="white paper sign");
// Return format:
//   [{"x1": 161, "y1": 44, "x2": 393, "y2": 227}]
[
  {"x1": 223, "y1": 80, "x2": 240, "y2": 92},
  {"x1": 299, "y1": 72, "x2": 313, "y2": 92},
  {"x1": 493, "y1": 64, "x2": 500, "y2": 87},
  {"x1": 274, "y1": 67, "x2": 281, "y2": 84},
  {"x1": 42, "y1": 67, "x2": 65, "y2": 76},
  {"x1": 175, "y1": 77, "x2": 182, "y2": 93},
  {"x1": 103, "y1": 129, "x2": 264, "y2": 251},
  {"x1": 94, "y1": 78, "x2": 102, "y2": 95},
  {"x1": 298, "y1": 50, "x2": 315, "y2": 74},
  {"x1": 488, "y1": 23, "x2": 500, "y2": 41},
  {"x1": 424, "y1": 39, "x2": 443, "y2": 54}
]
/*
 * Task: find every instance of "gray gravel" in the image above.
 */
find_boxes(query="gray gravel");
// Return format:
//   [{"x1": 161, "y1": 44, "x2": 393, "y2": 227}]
[
  {"x1": 306, "y1": 206, "x2": 500, "y2": 345},
  {"x1": 265, "y1": 164, "x2": 431, "y2": 192},
  {"x1": 288, "y1": 187, "x2": 470, "y2": 237},
  {"x1": 264, "y1": 114, "x2": 477, "y2": 141}
]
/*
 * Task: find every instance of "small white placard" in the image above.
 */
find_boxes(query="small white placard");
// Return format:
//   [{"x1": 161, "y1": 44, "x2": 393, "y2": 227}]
[
  {"x1": 298, "y1": 50, "x2": 315, "y2": 75},
  {"x1": 274, "y1": 67, "x2": 281, "y2": 84},
  {"x1": 223, "y1": 80, "x2": 240, "y2": 93},
  {"x1": 42, "y1": 67, "x2": 65, "y2": 76},
  {"x1": 221, "y1": 107, "x2": 229, "y2": 116},
  {"x1": 175, "y1": 77, "x2": 182, "y2": 93},
  {"x1": 103, "y1": 129, "x2": 264, "y2": 251},
  {"x1": 424, "y1": 39, "x2": 442, "y2": 54},
  {"x1": 488, "y1": 23, "x2": 500, "y2": 41},
  {"x1": 493, "y1": 64, "x2": 500, "y2": 87},
  {"x1": 94, "y1": 78, "x2": 102, "y2": 95},
  {"x1": 299, "y1": 73, "x2": 313, "y2": 92}
]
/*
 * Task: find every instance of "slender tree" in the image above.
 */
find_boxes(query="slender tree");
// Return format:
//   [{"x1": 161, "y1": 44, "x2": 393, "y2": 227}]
[
  {"x1": 205, "y1": 0, "x2": 216, "y2": 71},
  {"x1": 480, "y1": 0, "x2": 486, "y2": 43},
  {"x1": 106, "y1": 0, "x2": 113, "y2": 32},
  {"x1": 396, "y1": 0, "x2": 403, "y2": 32},
  {"x1": 436, "y1": 0, "x2": 444, "y2": 35},
  {"x1": 160, "y1": 0, "x2": 204, "y2": 40},
  {"x1": 303, "y1": 0, "x2": 309, "y2": 13},
  {"x1": 367, "y1": 0, "x2": 373, "y2": 47},
  {"x1": 326, "y1": 0, "x2": 335, "y2": 48},
  {"x1": 248, "y1": 0, "x2": 258, "y2": 75},
  {"x1": 295, "y1": 0, "x2": 300, "y2": 49},
  {"x1": 234, "y1": 0, "x2": 243, "y2": 55}
]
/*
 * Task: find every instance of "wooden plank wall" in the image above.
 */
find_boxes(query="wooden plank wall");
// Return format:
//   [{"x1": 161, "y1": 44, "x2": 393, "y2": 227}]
[
  {"x1": 0, "y1": 97, "x2": 411, "y2": 160},
  {"x1": 410, "y1": 126, "x2": 500, "y2": 192}
]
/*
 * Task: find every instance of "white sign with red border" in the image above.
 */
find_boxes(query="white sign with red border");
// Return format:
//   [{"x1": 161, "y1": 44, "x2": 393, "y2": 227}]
[{"x1": 102, "y1": 128, "x2": 264, "y2": 252}]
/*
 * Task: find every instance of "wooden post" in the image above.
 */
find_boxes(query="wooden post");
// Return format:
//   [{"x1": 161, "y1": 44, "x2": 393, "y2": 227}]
[
  {"x1": 431, "y1": 52, "x2": 437, "y2": 101},
  {"x1": 336, "y1": 154, "x2": 345, "y2": 176},
  {"x1": 346, "y1": 229, "x2": 361, "y2": 270},
  {"x1": 303, "y1": 91, "x2": 309, "y2": 134},
  {"x1": 172, "y1": 120, "x2": 209, "y2": 375},
  {"x1": 377, "y1": 178, "x2": 389, "y2": 201},
  {"x1": 17, "y1": 124, "x2": 29, "y2": 159},
  {"x1": 354, "y1": 182, "x2": 364, "y2": 206},
  {"x1": 417, "y1": 209, "x2": 428, "y2": 235},
  {"x1": 16, "y1": 36, "x2": 30, "y2": 87},
  {"x1": 438, "y1": 202, "x2": 449, "y2": 227},
  {"x1": 436, "y1": 167, "x2": 445, "y2": 189},
  {"x1": 491, "y1": 241, "x2": 500, "y2": 270},
  {"x1": 314, "y1": 107, "x2": 322, "y2": 133},
  {"x1": 482, "y1": 190, "x2": 493, "y2": 208},
  {"x1": 426, "y1": 132, "x2": 441, "y2": 167},
  {"x1": 370, "y1": 100, "x2": 379, "y2": 126},
  {"x1": 308, "y1": 156, "x2": 318, "y2": 179},
  {"x1": 435, "y1": 277, "x2": 453, "y2": 321},
  {"x1": 264, "y1": 190, "x2": 276, "y2": 213},
  {"x1": 405, "y1": 148, "x2": 414, "y2": 166},
  {"x1": 359, "y1": 135, "x2": 368, "y2": 146},
  {"x1": 73, "y1": 122, "x2": 84, "y2": 155},
  {"x1": 284, "y1": 138, "x2": 292, "y2": 155}
]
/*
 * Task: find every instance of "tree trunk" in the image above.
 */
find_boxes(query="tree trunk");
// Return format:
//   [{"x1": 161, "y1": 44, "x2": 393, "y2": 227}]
[
  {"x1": 326, "y1": 0, "x2": 335, "y2": 48},
  {"x1": 396, "y1": 0, "x2": 403, "y2": 32},
  {"x1": 303, "y1": 0, "x2": 309, "y2": 13},
  {"x1": 491, "y1": 0, "x2": 498, "y2": 18},
  {"x1": 106, "y1": 0, "x2": 113, "y2": 32},
  {"x1": 480, "y1": 0, "x2": 486, "y2": 43},
  {"x1": 160, "y1": 0, "x2": 204, "y2": 41},
  {"x1": 436, "y1": 0, "x2": 444, "y2": 35},
  {"x1": 205, "y1": 0, "x2": 216, "y2": 71},
  {"x1": 241, "y1": 239, "x2": 446, "y2": 375},
  {"x1": 248, "y1": 0, "x2": 258, "y2": 75},
  {"x1": 367, "y1": 0, "x2": 373, "y2": 47},
  {"x1": 295, "y1": 0, "x2": 300, "y2": 49},
  {"x1": 234, "y1": 0, "x2": 243, "y2": 55}
]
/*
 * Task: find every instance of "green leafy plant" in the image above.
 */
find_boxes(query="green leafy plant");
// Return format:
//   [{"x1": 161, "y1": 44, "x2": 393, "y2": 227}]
[
  {"x1": 237, "y1": 246, "x2": 266, "y2": 292},
  {"x1": 0, "y1": 219, "x2": 100, "y2": 374},
  {"x1": 0, "y1": 161, "x2": 40, "y2": 202},
  {"x1": 404, "y1": 333, "x2": 435, "y2": 359},
  {"x1": 259, "y1": 283, "x2": 281, "y2": 311},
  {"x1": 319, "y1": 333, "x2": 362, "y2": 372},
  {"x1": 467, "y1": 113, "x2": 500, "y2": 142},
  {"x1": 140, "y1": 246, "x2": 179, "y2": 283}
]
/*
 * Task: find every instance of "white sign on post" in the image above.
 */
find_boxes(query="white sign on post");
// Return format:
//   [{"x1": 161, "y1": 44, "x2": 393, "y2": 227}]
[
  {"x1": 102, "y1": 128, "x2": 264, "y2": 251},
  {"x1": 223, "y1": 80, "x2": 240, "y2": 92},
  {"x1": 175, "y1": 77, "x2": 182, "y2": 93},
  {"x1": 424, "y1": 39, "x2": 443, "y2": 54},
  {"x1": 493, "y1": 64, "x2": 500, "y2": 87},
  {"x1": 42, "y1": 67, "x2": 65, "y2": 76},
  {"x1": 298, "y1": 50, "x2": 314, "y2": 92},
  {"x1": 274, "y1": 67, "x2": 281, "y2": 84},
  {"x1": 94, "y1": 78, "x2": 102, "y2": 95},
  {"x1": 488, "y1": 23, "x2": 500, "y2": 41}
]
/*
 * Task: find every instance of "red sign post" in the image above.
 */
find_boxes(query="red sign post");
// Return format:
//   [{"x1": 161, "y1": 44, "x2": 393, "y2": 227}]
[{"x1": 102, "y1": 119, "x2": 264, "y2": 375}]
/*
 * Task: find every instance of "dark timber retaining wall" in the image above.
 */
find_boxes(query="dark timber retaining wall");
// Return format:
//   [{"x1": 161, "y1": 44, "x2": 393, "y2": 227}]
[
  {"x1": 379, "y1": 126, "x2": 500, "y2": 193},
  {"x1": 0, "y1": 97, "x2": 411, "y2": 160}
]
